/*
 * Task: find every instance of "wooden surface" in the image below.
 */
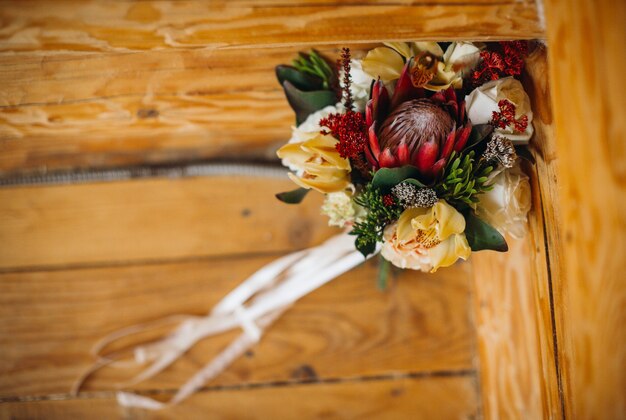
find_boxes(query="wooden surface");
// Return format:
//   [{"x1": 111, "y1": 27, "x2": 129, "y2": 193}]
[
  {"x1": 0, "y1": 176, "x2": 479, "y2": 418},
  {"x1": 1, "y1": 377, "x2": 478, "y2": 420},
  {"x1": 0, "y1": 0, "x2": 544, "y2": 177},
  {"x1": 471, "y1": 46, "x2": 562, "y2": 420},
  {"x1": 0, "y1": 176, "x2": 335, "y2": 269},
  {"x1": 544, "y1": 0, "x2": 626, "y2": 418}
]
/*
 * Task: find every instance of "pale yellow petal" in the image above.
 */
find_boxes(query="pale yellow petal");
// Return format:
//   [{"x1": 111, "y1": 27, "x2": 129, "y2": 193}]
[
  {"x1": 361, "y1": 46, "x2": 405, "y2": 81},
  {"x1": 288, "y1": 172, "x2": 350, "y2": 193},
  {"x1": 276, "y1": 142, "x2": 309, "y2": 166},
  {"x1": 432, "y1": 200, "x2": 466, "y2": 240},
  {"x1": 410, "y1": 42, "x2": 444, "y2": 57},
  {"x1": 397, "y1": 207, "x2": 425, "y2": 242},
  {"x1": 428, "y1": 233, "x2": 471, "y2": 272},
  {"x1": 302, "y1": 134, "x2": 351, "y2": 170},
  {"x1": 383, "y1": 42, "x2": 413, "y2": 59}
]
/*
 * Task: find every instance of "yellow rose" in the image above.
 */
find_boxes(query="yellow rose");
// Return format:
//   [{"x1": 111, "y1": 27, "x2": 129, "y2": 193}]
[
  {"x1": 276, "y1": 133, "x2": 351, "y2": 194},
  {"x1": 381, "y1": 200, "x2": 471, "y2": 272},
  {"x1": 361, "y1": 42, "x2": 479, "y2": 91}
]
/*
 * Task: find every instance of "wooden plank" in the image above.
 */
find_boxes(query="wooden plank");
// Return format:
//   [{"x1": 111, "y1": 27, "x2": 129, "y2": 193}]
[
  {"x1": 470, "y1": 46, "x2": 563, "y2": 419},
  {"x1": 544, "y1": 0, "x2": 626, "y2": 418},
  {"x1": 0, "y1": 376, "x2": 479, "y2": 419},
  {"x1": 0, "y1": 176, "x2": 338, "y2": 270},
  {"x1": 0, "y1": 254, "x2": 475, "y2": 397},
  {"x1": 0, "y1": 91, "x2": 293, "y2": 175},
  {"x1": 0, "y1": 1, "x2": 542, "y2": 54}
]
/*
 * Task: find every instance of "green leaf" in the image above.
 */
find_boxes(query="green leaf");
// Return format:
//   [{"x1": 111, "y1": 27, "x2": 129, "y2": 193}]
[
  {"x1": 465, "y1": 124, "x2": 494, "y2": 150},
  {"x1": 276, "y1": 65, "x2": 324, "y2": 92},
  {"x1": 377, "y1": 257, "x2": 391, "y2": 291},
  {"x1": 355, "y1": 237, "x2": 376, "y2": 258},
  {"x1": 275, "y1": 188, "x2": 310, "y2": 204},
  {"x1": 371, "y1": 166, "x2": 427, "y2": 193},
  {"x1": 464, "y1": 212, "x2": 508, "y2": 252},
  {"x1": 515, "y1": 146, "x2": 536, "y2": 164},
  {"x1": 282, "y1": 81, "x2": 337, "y2": 125}
]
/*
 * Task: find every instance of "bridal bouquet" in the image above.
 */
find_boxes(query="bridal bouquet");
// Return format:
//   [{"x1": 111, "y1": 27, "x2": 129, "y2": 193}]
[
  {"x1": 77, "y1": 42, "x2": 536, "y2": 410},
  {"x1": 276, "y1": 42, "x2": 534, "y2": 277}
]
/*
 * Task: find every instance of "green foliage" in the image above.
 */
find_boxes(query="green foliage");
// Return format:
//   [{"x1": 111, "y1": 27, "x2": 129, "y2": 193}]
[
  {"x1": 436, "y1": 150, "x2": 494, "y2": 209},
  {"x1": 282, "y1": 81, "x2": 337, "y2": 125},
  {"x1": 371, "y1": 166, "x2": 426, "y2": 193},
  {"x1": 275, "y1": 187, "x2": 309, "y2": 204},
  {"x1": 351, "y1": 184, "x2": 403, "y2": 257},
  {"x1": 292, "y1": 50, "x2": 336, "y2": 90},
  {"x1": 275, "y1": 65, "x2": 325, "y2": 91},
  {"x1": 464, "y1": 211, "x2": 508, "y2": 252},
  {"x1": 465, "y1": 124, "x2": 493, "y2": 150}
]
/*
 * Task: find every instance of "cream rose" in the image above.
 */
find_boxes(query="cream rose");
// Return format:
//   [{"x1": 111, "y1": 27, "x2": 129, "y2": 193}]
[
  {"x1": 465, "y1": 77, "x2": 534, "y2": 144},
  {"x1": 381, "y1": 200, "x2": 472, "y2": 272},
  {"x1": 475, "y1": 163, "x2": 531, "y2": 239},
  {"x1": 277, "y1": 133, "x2": 351, "y2": 194}
]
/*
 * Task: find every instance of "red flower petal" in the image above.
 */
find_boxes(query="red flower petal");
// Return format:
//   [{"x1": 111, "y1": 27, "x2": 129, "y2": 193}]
[
  {"x1": 396, "y1": 142, "x2": 410, "y2": 166},
  {"x1": 453, "y1": 124, "x2": 473, "y2": 152},
  {"x1": 368, "y1": 122, "x2": 381, "y2": 158},
  {"x1": 379, "y1": 148, "x2": 399, "y2": 168},
  {"x1": 441, "y1": 130, "x2": 456, "y2": 160},
  {"x1": 415, "y1": 140, "x2": 439, "y2": 174}
]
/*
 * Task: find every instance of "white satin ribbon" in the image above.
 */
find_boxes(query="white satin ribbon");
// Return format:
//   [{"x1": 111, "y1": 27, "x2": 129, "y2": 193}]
[{"x1": 73, "y1": 232, "x2": 377, "y2": 409}]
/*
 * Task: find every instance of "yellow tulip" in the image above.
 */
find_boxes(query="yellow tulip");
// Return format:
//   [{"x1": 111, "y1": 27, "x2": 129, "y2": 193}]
[
  {"x1": 381, "y1": 200, "x2": 471, "y2": 272},
  {"x1": 277, "y1": 134, "x2": 351, "y2": 194}
]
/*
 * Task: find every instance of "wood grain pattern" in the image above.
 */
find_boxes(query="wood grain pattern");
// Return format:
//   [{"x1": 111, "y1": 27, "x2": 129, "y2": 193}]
[
  {"x1": 470, "y1": 46, "x2": 563, "y2": 420},
  {"x1": 0, "y1": 92, "x2": 293, "y2": 174},
  {"x1": 0, "y1": 254, "x2": 475, "y2": 397},
  {"x1": 544, "y1": 0, "x2": 626, "y2": 418},
  {"x1": 0, "y1": 1, "x2": 542, "y2": 53},
  {"x1": 0, "y1": 376, "x2": 479, "y2": 420},
  {"x1": 0, "y1": 176, "x2": 337, "y2": 270},
  {"x1": 0, "y1": 0, "x2": 543, "y2": 176}
]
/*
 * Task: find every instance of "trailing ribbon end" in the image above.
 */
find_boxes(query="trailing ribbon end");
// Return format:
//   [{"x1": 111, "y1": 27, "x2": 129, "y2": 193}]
[{"x1": 73, "y1": 232, "x2": 378, "y2": 410}]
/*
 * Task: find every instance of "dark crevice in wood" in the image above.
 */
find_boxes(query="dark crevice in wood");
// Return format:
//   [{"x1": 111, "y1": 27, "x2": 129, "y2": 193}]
[
  {"x1": 0, "y1": 369, "x2": 477, "y2": 403},
  {"x1": 0, "y1": 248, "x2": 312, "y2": 275},
  {"x1": 536, "y1": 172, "x2": 566, "y2": 420}
]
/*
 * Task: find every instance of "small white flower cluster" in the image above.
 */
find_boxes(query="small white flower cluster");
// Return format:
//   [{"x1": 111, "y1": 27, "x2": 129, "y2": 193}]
[
  {"x1": 321, "y1": 189, "x2": 364, "y2": 228},
  {"x1": 391, "y1": 182, "x2": 438, "y2": 208},
  {"x1": 483, "y1": 136, "x2": 517, "y2": 168}
]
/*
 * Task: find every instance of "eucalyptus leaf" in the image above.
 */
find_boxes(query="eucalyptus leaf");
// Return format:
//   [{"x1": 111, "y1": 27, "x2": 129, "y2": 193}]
[
  {"x1": 464, "y1": 212, "x2": 508, "y2": 252},
  {"x1": 275, "y1": 187, "x2": 310, "y2": 204},
  {"x1": 371, "y1": 166, "x2": 426, "y2": 193},
  {"x1": 275, "y1": 65, "x2": 324, "y2": 91},
  {"x1": 465, "y1": 124, "x2": 494, "y2": 150},
  {"x1": 282, "y1": 81, "x2": 337, "y2": 125}
]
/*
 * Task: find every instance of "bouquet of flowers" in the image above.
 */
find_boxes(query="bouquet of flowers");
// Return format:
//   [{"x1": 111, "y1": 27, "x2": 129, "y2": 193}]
[
  {"x1": 276, "y1": 42, "x2": 534, "y2": 279},
  {"x1": 77, "y1": 42, "x2": 536, "y2": 410}
]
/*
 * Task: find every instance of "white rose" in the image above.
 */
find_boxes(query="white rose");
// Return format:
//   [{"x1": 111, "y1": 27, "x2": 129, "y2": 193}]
[
  {"x1": 289, "y1": 104, "x2": 344, "y2": 144},
  {"x1": 475, "y1": 163, "x2": 532, "y2": 239},
  {"x1": 465, "y1": 77, "x2": 534, "y2": 144}
]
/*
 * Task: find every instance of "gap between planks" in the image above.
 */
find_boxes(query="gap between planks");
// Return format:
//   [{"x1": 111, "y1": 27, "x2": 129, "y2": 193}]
[{"x1": 0, "y1": 369, "x2": 476, "y2": 403}]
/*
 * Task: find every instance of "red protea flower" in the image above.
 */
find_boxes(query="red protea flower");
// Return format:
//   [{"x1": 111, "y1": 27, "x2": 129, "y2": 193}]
[{"x1": 365, "y1": 59, "x2": 472, "y2": 181}]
